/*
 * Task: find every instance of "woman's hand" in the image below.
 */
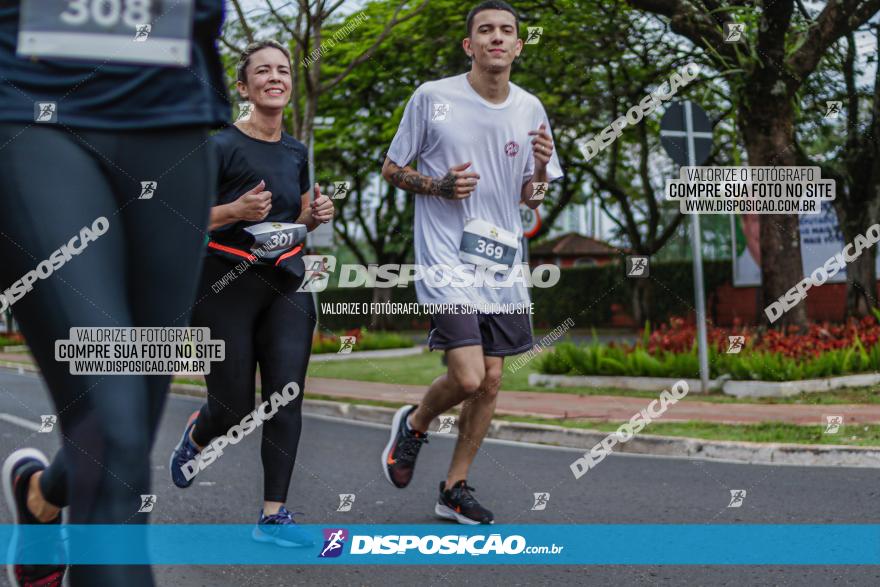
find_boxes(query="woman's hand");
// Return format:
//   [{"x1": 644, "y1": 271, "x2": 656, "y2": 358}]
[
  {"x1": 310, "y1": 184, "x2": 334, "y2": 224},
  {"x1": 233, "y1": 180, "x2": 272, "y2": 222}
]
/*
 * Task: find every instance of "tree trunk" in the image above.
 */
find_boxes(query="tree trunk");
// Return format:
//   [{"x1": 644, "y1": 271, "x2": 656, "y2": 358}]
[
  {"x1": 369, "y1": 286, "x2": 392, "y2": 330},
  {"x1": 631, "y1": 278, "x2": 652, "y2": 328},
  {"x1": 835, "y1": 194, "x2": 880, "y2": 318},
  {"x1": 739, "y1": 96, "x2": 807, "y2": 327}
]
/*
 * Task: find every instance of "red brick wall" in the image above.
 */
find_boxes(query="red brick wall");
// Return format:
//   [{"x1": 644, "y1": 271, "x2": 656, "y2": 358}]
[{"x1": 711, "y1": 282, "x2": 880, "y2": 325}]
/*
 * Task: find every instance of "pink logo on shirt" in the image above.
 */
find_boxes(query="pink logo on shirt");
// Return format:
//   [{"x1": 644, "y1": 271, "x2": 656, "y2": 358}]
[{"x1": 504, "y1": 141, "x2": 520, "y2": 157}]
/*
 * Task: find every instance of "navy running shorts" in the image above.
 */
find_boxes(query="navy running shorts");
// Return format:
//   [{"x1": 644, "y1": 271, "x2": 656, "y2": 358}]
[{"x1": 427, "y1": 308, "x2": 533, "y2": 357}]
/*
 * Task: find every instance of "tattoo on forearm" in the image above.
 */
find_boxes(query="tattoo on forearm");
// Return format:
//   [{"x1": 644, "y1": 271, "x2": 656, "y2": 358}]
[
  {"x1": 429, "y1": 172, "x2": 456, "y2": 199},
  {"x1": 390, "y1": 167, "x2": 455, "y2": 199},
  {"x1": 390, "y1": 169, "x2": 425, "y2": 192}
]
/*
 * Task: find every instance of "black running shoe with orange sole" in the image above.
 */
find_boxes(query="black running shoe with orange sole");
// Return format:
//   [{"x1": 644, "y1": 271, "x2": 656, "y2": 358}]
[
  {"x1": 381, "y1": 405, "x2": 428, "y2": 488},
  {"x1": 435, "y1": 480, "x2": 494, "y2": 525}
]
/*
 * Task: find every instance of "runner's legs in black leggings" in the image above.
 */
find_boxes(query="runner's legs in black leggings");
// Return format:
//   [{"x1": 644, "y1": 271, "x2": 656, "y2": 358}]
[
  {"x1": 0, "y1": 123, "x2": 215, "y2": 586},
  {"x1": 191, "y1": 256, "x2": 314, "y2": 504}
]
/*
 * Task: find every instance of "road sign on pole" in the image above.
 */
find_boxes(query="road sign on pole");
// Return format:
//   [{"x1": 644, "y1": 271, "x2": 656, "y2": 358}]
[
  {"x1": 520, "y1": 204, "x2": 542, "y2": 336},
  {"x1": 520, "y1": 205, "x2": 542, "y2": 239},
  {"x1": 660, "y1": 100, "x2": 713, "y2": 393}
]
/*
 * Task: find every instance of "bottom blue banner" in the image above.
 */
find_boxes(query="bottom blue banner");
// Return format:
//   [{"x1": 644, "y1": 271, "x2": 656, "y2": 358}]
[{"x1": 2, "y1": 524, "x2": 879, "y2": 564}]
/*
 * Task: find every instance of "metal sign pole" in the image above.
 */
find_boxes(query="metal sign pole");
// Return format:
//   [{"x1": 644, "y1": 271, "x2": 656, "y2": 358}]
[
  {"x1": 522, "y1": 235, "x2": 534, "y2": 334},
  {"x1": 684, "y1": 101, "x2": 710, "y2": 393},
  {"x1": 307, "y1": 125, "x2": 320, "y2": 334}
]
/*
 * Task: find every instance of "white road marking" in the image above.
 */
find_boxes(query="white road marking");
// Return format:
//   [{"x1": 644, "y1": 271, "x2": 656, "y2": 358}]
[{"x1": 0, "y1": 413, "x2": 40, "y2": 432}]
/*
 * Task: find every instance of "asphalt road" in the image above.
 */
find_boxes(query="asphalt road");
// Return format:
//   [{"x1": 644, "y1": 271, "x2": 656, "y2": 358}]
[{"x1": 0, "y1": 368, "x2": 878, "y2": 586}]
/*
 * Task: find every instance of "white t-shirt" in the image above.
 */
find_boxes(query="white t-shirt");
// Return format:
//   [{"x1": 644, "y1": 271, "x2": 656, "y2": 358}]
[{"x1": 387, "y1": 73, "x2": 564, "y2": 308}]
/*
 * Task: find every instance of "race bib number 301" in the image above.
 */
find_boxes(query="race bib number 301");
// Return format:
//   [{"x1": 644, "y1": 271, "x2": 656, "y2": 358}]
[{"x1": 17, "y1": 0, "x2": 194, "y2": 66}]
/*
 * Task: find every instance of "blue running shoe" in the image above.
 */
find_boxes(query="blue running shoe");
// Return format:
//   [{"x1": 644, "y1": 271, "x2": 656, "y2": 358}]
[
  {"x1": 252, "y1": 506, "x2": 314, "y2": 547},
  {"x1": 169, "y1": 411, "x2": 201, "y2": 488},
  {"x1": 2, "y1": 448, "x2": 66, "y2": 587}
]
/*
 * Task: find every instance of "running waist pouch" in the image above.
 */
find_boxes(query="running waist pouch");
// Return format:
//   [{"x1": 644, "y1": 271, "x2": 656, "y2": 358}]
[
  {"x1": 458, "y1": 219, "x2": 518, "y2": 267},
  {"x1": 242, "y1": 222, "x2": 307, "y2": 260},
  {"x1": 207, "y1": 222, "x2": 307, "y2": 278}
]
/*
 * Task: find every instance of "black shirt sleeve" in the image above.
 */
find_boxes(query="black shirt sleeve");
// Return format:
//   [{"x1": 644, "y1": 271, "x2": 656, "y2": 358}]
[{"x1": 299, "y1": 147, "x2": 311, "y2": 196}]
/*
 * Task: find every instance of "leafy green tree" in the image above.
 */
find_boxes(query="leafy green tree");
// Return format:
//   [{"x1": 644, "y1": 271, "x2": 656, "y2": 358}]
[
  {"x1": 627, "y1": 0, "x2": 880, "y2": 326},
  {"x1": 796, "y1": 27, "x2": 880, "y2": 317}
]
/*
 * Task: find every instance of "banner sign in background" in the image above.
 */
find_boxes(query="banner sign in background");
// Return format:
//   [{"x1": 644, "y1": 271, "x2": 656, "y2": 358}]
[{"x1": 732, "y1": 202, "x2": 880, "y2": 286}]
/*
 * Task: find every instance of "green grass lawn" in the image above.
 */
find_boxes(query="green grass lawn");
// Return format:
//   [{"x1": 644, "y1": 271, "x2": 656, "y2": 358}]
[
  {"x1": 305, "y1": 349, "x2": 880, "y2": 405},
  {"x1": 0, "y1": 336, "x2": 25, "y2": 348}
]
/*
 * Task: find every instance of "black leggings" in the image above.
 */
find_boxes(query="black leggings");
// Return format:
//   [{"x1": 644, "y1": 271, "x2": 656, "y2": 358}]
[
  {"x1": 191, "y1": 255, "x2": 315, "y2": 503},
  {"x1": 0, "y1": 123, "x2": 215, "y2": 586}
]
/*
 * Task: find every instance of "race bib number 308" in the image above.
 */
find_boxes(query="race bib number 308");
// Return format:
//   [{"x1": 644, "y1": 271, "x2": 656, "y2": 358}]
[{"x1": 17, "y1": 0, "x2": 194, "y2": 66}]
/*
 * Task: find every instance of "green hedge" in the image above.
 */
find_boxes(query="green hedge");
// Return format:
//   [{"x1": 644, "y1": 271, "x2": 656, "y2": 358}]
[
  {"x1": 531, "y1": 258, "x2": 731, "y2": 328},
  {"x1": 537, "y1": 338, "x2": 880, "y2": 381},
  {"x1": 312, "y1": 330, "x2": 415, "y2": 354},
  {"x1": 313, "y1": 259, "x2": 732, "y2": 331}
]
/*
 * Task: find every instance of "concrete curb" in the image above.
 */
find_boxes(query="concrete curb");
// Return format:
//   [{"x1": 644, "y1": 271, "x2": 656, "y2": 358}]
[
  {"x1": 167, "y1": 384, "x2": 880, "y2": 469},
  {"x1": 529, "y1": 372, "x2": 880, "y2": 398},
  {"x1": 723, "y1": 373, "x2": 880, "y2": 397},
  {"x1": 0, "y1": 360, "x2": 38, "y2": 373},
  {"x1": 528, "y1": 374, "x2": 720, "y2": 393},
  {"x1": 0, "y1": 346, "x2": 28, "y2": 353},
  {"x1": 1, "y1": 373, "x2": 872, "y2": 468}
]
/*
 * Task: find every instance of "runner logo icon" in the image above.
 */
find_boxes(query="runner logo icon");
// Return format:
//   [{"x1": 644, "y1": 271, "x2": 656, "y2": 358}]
[
  {"x1": 338, "y1": 336, "x2": 356, "y2": 354},
  {"x1": 726, "y1": 336, "x2": 744, "y2": 354},
  {"x1": 824, "y1": 415, "x2": 843, "y2": 434},
  {"x1": 134, "y1": 24, "x2": 151, "y2": 41},
  {"x1": 38, "y1": 415, "x2": 56, "y2": 433},
  {"x1": 332, "y1": 181, "x2": 350, "y2": 200},
  {"x1": 140, "y1": 181, "x2": 157, "y2": 200},
  {"x1": 626, "y1": 256, "x2": 649, "y2": 277},
  {"x1": 437, "y1": 416, "x2": 456, "y2": 434},
  {"x1": 727, "y1": 489, "x2": 746, "y2": 508},
  {"x1": 530, "y1": 182, "x2": 548, "y2": 201},
  {"x1": 431, "y1": 103, "x2": 450, "y2": 122},
  {"x1": 35, "y1": 102, "x2": 57, "y2": 123},
  {"x1": 337, "y1": 494, "x2": 355, "y2": 512},
  {"x1": 525, "y1": 27, "x2": 543, "y2": 44},
  {"x1": 825, "y1": 101, "x2": 842, "y2": 119},
  {"x1": 724, "y1": 23, "x2": 745, "y2": 42},
  {"x1": 531, "y1": 492, "x2": 549, "y2": 511},
  {"x1": 237, "y1": 102, "x2": 254, "y2": 122},
  {"x1": 319, "y1": 529, "x2": 348, "y2": 558},
  {"x1": 298, "y1": 255, "x2": 336, "y2": 292},
  {"x1": 138, "y1": 494, "x2": 157, "y2": 513}
]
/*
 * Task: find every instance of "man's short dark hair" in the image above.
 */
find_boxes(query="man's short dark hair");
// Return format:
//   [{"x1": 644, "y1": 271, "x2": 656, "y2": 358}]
[{"x1": 466, "y1": 1, "x2": 520, "y2": 37}]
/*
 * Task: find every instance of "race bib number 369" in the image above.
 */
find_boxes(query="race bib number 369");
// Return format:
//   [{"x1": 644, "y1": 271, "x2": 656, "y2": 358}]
[
  {"x1": 459, "y1": 218, "x2": 519, "y2": 268},
  {"x1": 17, "y1": 0, "x2": 194, "y2": 66}
]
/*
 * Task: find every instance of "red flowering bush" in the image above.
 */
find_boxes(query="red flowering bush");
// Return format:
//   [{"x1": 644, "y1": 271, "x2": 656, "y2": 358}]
[
  {"x1": 643, "y1": 315, "x2": 880, "y2": 361},
  {"x1": 538, "y1": 312, "x2": 880, "y2": 381}
]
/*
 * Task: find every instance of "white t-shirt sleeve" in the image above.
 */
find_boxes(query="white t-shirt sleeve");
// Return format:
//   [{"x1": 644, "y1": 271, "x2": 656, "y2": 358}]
[
  {"x1": 522, "y1": 101, "x2": 564, "y2": 184},
  {"x1": 386, "y1": 87, "x2": 428, "y2": 168}
]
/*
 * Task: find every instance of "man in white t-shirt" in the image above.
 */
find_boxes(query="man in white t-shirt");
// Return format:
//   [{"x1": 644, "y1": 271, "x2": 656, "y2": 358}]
[{"x1": 379, "y1": 0, "x2": 563, "y2": 524}]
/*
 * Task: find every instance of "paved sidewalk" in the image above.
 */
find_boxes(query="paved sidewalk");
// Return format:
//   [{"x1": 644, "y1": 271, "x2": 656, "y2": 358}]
[
  {"x1": 304, "y1": 378, "x2": 880, "y2": 425},
  {"x1": 4, "y1": 351, "x2": 880, "y2": 425}
]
